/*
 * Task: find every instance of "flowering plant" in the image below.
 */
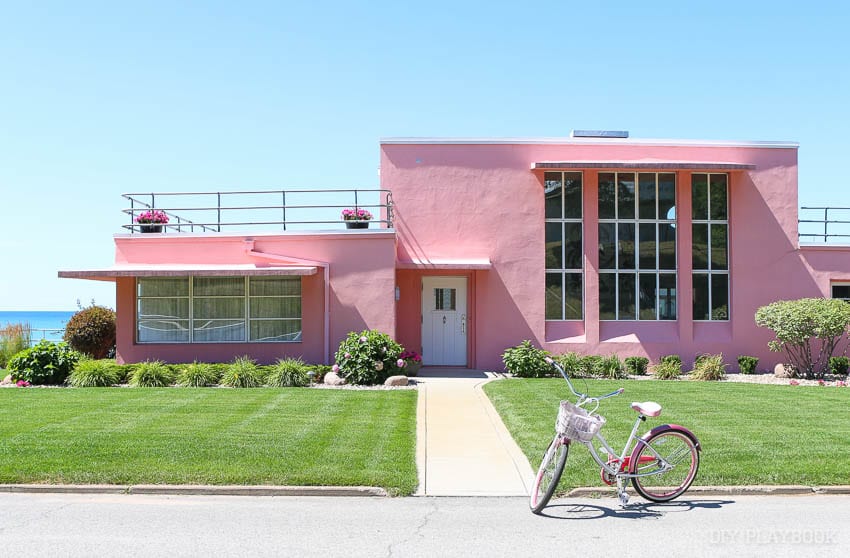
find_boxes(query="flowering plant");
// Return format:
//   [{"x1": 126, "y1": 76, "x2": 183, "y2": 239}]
[
  {"x1": 135, "y1": 210, "x2": 170, "y2": 224},
  {"x1": 341, "y1": 208, "x2": 373, "y2": 221},
  {"x1": 400, "y1": 350, "x2": 422, "y2": 363},
  {"x1": 333, "y1": 329, "x2": 403, "y2": 384}
]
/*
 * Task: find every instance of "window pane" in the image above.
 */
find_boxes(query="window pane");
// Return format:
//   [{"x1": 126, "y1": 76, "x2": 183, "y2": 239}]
[
  {"x1": 599, "y1": 223, "x2": 616, "y2": 269},
  {"x1": 138, "y1": 319, "x2": 190, "y2": 343},
  {"x1": 545, "y1": 273, "x2": 563, "y2": 320},
  {"x1": 137, "y1": 277, "x2": 188, "y2": 297},
  {"x1": 564, "y1": 273, "x2": 583, "y2": 320},
  {"x1": 250, "y1": 297, "x2": 301, "y2": 319},
  {"x1": 250, "y1": 276, "x2": 301, "y2": 296},
  {"x1": 710, "y1": 174, "x2": 728, "y2": 220},
  {"x1": 711, "y1": 224, "x2": 728, "y2": 270},
  {"x1": 659, "y1": 274, "x2": 677, "y2": 320},
  {"x1": 599, "y1": 273, "x2": 616, "y2": 320},
  {"x1": 618, "y1": 273, "x2": 636, "y2": 320},
  {"x1": 598, "y1": 173, "x2": 616, "y2": 219},
  {"x1": 638, "y1": 173, "x2": 657, "y2": 220},
  {"x1": 544, "y1": 172, "x2": 563, "y2": 219},
  {"x1": 658, "y1": 224, "x2": 677, "y2": 270},
  {"x1": 194, "y1": 297, "x2": 244, "y2": 319},
  {"x1": 658, "y1": 173, "x2": 676, "y2": 220},
  {"x1": 639, "y1": 223, "x2": 656, "y2": 269},
  {"x1": 194, "y1": 319, "x2": 246, "y2": 342},
  {"x1": 435, "y1": 289, "x2": 456, "y2": 311},
  {"x1": 693, "y1": 273, "x2": 710, "y2": 320},
  {"x1": 193, "y1": 277, "x2": 244, "y2": 296},
  {"x1": 250, "y1": 320, "x2": 302, "y2": 342},
  {"x1": 617, "y1": 173, "x2": 636, "y2": 219},
  {"x1": 832, "y1": 285, "x2": 850, "y2": 300},
  {"x1": 138, "y1": 298, "x2": 189, "y2": 320},
  {"x1": 618, "y1": 223, "x2": 635, "y2": 269},
  {"x1": 692, "y1": 224, "x2": 708, "y2": 270},
  {"x1": 639, "y1": 273, "x2": 657, "y2": 320},
  {"x1": 692, "y1": 174, "x2": 708, "y2": 220},
  {"x1": 564, "y1": 222, "x2": 582, "y2": 269},
  {"x1": 563, "y1": 172, "x2": 583, "y2": 219},
  {"x1": 545, "y1": 222, "x2": 563, "y2": 269},
  {"x1": 711, "y1": 274, "x2": 729, "y2": 320}
]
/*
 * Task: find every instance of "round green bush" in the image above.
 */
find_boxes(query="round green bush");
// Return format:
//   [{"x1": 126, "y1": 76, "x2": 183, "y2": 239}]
[
  {"x1": 68, "y1": 359, "x2": 121, "y2": 387},
  {"x1": 624, "y1": 356, "x2": 649, "y2": 376},
  {"x1": 737, "y1": 355, "x2": 759, "y2": 375},
  {"x1": 501, "y1": 340, "x2": 551, "y2": 378},
  {"x1": 63, "y1": 305, "x2": 116, "y2": 359},
  {"x1": 129, "y1": 360, "x2": 174, "y2": 387},
  {"x1": 334, "y1": 330, "x2": 404, "y2": 385},
  {"x1": 176, "y1": 362, "x2": 221, "y2": 387},
  {"x1": 8, "y1": 340, "x2": 81, "y2": 385},
  {"x1": 220, "y1": 356, "x2": 263, "y2": 388}
]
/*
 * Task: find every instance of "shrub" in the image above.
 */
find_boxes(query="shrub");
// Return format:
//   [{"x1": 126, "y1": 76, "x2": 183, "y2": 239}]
[
  {"x1": 652, "y1": 359, "x2": 681, "y2": 380},
  {"x1": 335, "y1": 330, "x2": 404, "y2": 385},
  {"x1": 501, "y1": 340, "x2": 551, "y2": 378},
  {"x1": 220, "y1": 356, "x2": 263, "y2": 388},
  {"x1": 266, "y1": 358, "x2": 310, "y2": 387},
  {"x1": 129, "y1": 360, "x2": 174, "y2": 387},
  {"x1": 7, "y1": 340, "x2": 81, "y2": 385},
  {"x1": 1, "y1": 323, "x2": 31, "y2": 369},
  {"x1": 829, "y1": 356, "x2": 849, "y2": 377},
  {"x1": 624, "y1": 356, "x2": 649, "y2": 376},
  {"x1": 176, "y1": 362, "x2": 220, "y2": 387},
  {"x1": 755, "y1": 298, "x2": 850, "y2": 379},
  {"x1": 63, "y1": 305, "x2": 116, "y2": 359},
  {"x1": 68, "y1": 359, "x2": 121, "y2": 387},
  {"x1": 598, "y1": 354, "x2": 627, "y2": 379},
  {"x1": 737, "y1": 355, "x2": 759, "y2": 375},
  {"x1": 660, "y1": 355, "x2": 682, "y2": 368},
  {"x1": 580, "y1": 355, "x2": 604, "y2": 377},
  {"x1": 690, "y1": 353, "x2": 726, "y2": 381},
  {"x1": 554, "y1": 352, "x2": 585, "y2": 378},
  {"x1": 693, "y1": 354, "x2": 710, "y2": 369}
]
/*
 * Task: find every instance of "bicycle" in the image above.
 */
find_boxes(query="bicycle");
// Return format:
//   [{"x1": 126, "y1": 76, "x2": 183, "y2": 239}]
[{"x1": 530, "y1": 357, "x2": 701, "y2": 514}]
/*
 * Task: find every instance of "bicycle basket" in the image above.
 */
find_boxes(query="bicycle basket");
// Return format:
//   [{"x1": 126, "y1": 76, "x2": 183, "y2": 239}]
[{"x1": 555, "y1": 401, "x2": 605, "y2": 442}]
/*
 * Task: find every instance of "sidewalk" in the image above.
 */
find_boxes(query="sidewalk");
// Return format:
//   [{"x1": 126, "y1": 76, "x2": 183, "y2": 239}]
[{"x1": 415, "y1": 369, "x2": 534, "y2": 496}]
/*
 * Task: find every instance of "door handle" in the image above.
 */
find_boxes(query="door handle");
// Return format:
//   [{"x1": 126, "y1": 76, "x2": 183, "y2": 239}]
[
  {"x1": 442, "y1": 316, "x2": 446, "y2": 325},
  {"x1": 461, "y1": 314, "x2": 466, "y2": 334}
]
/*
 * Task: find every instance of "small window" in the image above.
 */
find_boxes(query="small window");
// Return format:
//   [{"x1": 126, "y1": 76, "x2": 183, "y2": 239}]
[
  {"x1": 435, "y1": 288, "x2": 456, "y2": 311},
  {"x1": 832, "y1": 283, "x2": 850, "y2": 302}
]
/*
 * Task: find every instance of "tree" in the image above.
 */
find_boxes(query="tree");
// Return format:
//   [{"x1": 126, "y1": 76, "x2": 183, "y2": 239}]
[
  {"x1": 63, "y1": 305, "x2": 116, "y2": 359},
  {"x1": 755, "y1": 298, "x2": 850, "y2": 379}
]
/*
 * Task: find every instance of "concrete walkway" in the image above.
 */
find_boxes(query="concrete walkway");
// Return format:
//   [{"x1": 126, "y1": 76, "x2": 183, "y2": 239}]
[{"x1": 415, "y1": 368, "x2": 535, "y2": 496}]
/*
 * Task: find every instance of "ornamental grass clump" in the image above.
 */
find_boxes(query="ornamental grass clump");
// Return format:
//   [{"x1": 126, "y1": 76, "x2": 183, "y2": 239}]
[
  {"x1": 555, "y1": 352, "x2": 586, "y2": 378},
  {"x1": 220, "y1": 356, "x2": 264, "y2": 388},
  {"x1": 624, "y1": 356, "x2": 649, "y2": 376},
  {"x1": 690, "y1": 353, "x2": 727, "y2": 381},
  {"x1": 129, "y1": 360, "x2": 174, "y2": 387},
  {"x1": 176, "y1": 362, "x2": 220, "y2": 387},
  {"x1": 0, "y1": 322, "x2": 31, "y2": 369},
  {"x1": 266, "y1": 357, "x2": 310, "y2": 387},
  {"x1": 598, "y1": 354, "x2": 627, "y2": 379},
  {"x1": 67, "y1": 359, "x2": 121, "y2": 387},
  {"x1": 652, "y1": 358, "x2": 682, "y2": 380},
  {"x1": 334, "y1": 330, "x2": 404, "y2": 385}
]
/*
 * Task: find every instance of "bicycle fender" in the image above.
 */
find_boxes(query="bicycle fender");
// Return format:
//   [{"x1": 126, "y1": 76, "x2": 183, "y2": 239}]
[{"x1": 627, "y1": 424, "x2": 701, "y2": 474}]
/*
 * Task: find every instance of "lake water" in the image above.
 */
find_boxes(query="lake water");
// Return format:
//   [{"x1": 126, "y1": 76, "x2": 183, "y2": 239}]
[{"x1": 0, "y1": 311, "x2": 75, "y2": 344}]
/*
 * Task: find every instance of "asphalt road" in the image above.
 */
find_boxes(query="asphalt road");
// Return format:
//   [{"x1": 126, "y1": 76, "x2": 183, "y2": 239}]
[{"x1": 0, "y1": 493, "x2": 846, "y2": 557}]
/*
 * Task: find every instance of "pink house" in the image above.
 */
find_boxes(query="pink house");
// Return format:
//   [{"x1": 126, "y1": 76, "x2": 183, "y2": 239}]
[{"x1": 60, "y1": 133, "x2": 850, "y2": 371}]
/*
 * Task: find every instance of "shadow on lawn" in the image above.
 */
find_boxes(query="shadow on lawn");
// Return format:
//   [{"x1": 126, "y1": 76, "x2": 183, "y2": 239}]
[{"x1": 537, "y1": 499, "x2": 734, "y2": 520}]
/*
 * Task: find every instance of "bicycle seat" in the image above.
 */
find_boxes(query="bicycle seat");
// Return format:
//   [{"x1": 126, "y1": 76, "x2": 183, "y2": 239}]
[{"x1": 631, "y1": 401, "x2": 662, "y2": 417}]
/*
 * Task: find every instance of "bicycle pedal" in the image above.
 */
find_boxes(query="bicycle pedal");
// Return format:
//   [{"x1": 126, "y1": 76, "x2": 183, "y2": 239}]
[{"x1": 618, "y1": 492, "x2": 629, "y2": 507}]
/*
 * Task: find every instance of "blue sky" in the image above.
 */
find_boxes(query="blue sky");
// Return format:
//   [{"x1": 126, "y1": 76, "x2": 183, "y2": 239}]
[{"x1": 1, "y1": 0, "x2": 847, "y2": 310}]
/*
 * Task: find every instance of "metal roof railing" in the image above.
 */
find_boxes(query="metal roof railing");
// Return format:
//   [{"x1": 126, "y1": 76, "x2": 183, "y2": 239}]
[
  {"x1": 122, "y1": 189, "x2": 394, "y2": 234},
  {"x1": 799, "y1": 207, "x2": 850, "y2": 243}
]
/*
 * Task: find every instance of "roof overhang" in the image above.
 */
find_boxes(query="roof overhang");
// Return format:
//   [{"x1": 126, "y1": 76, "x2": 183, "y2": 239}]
[
  {"x1": 396, "y1": 258, "x2": 492, "y2": 270},
  {"x1": 59, "y1": 264, "x2": 318, "y2": 282},
  {"x1": 531, "y1": 161, "x2": 756, "y2": 171}
]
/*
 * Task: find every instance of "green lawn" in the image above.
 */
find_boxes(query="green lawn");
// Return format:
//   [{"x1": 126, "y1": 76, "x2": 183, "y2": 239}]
[
  {"x1": 484, "y1": 379, "x2": 850, "y2": 490},
  {"x1": 0, "y1": 388, "x2": 418, "y2": 495}
]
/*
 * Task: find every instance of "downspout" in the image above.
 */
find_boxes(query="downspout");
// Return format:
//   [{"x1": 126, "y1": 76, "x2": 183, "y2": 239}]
[{"x1": 243, "y1": 239, "x2": 331, "y2": 365}]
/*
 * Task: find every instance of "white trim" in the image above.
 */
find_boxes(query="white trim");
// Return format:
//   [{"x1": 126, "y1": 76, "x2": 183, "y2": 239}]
[{"x1": 380, "y1": 137, "x2": 799, "y2": 149}]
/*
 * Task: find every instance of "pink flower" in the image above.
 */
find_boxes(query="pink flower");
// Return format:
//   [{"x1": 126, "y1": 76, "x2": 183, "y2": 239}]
[
  {"x1": 818, "y1": 379, "x2": 825, "y2": 386},
  {"x1": 332, "y1": 364, "x2": 340, "y2": 373},
  {"x1": 344, "y1": 352, "x2": 351, "y2": 359},
  {"x1": 397, "y1": 359, "x2": 406, "y2": 368},
  {"x1": 837, "y1": 381, "x2": 847, "y2": 387},
  {"x1": 16, "y1": 380, "x2": 30, "y2": 387},
  {"x1": 789, "y1": 380, "x2": 800, "y2": 386},
  {"x1": 359, "y1": 336, "x2": 367, "y2": 343}
]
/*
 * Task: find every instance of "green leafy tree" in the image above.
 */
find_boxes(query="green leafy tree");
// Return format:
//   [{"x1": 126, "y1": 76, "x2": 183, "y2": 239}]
[{"x1": 755, "y1": 298, "x2": 850, "y2": 379}]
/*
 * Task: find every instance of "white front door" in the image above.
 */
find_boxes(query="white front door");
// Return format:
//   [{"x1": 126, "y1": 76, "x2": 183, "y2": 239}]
[{"x1": 422, "y1": 276, "x2": 467, "y2": 366}]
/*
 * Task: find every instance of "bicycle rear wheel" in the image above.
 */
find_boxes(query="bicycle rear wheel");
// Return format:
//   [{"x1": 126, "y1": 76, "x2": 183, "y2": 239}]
[
  {"x1": 529, "y1": 436, "x2": 569, "y2": 514},
  {"x1": 631, "y1": 430, "x2": 699, "y2": 502}
]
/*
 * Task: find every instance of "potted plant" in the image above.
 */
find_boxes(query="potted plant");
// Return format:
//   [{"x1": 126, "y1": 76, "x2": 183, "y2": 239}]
[
  {"x1": 135, "y1": 210, "x2": 169, "y2": 233},
  {"x1": 341, "y1": 208, "x2": 373, "y2": 229},
  {"x1": 399, "y1": 350, "x2": 423, "y2": 376}
]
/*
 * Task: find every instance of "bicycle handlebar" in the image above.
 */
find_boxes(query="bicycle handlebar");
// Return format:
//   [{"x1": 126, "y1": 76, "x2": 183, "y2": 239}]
[{"x1": 544, "y1": 357, "x2": 624, "y2": 403}]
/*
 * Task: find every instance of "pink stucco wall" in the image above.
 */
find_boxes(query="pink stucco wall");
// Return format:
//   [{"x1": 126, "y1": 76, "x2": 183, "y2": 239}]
[
  {"x1": 113, "y1": 231, "x2": 397, "y2": 365},
  {"x1": 381, "y1": 140, "x2": 850, "y2": 371}
]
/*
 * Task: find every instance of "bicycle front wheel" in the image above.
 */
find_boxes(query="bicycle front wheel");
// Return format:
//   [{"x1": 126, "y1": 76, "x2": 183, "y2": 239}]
[
  {"x1": 631, "y1": 430, "x2": 699, "y2": 502},
  {"x1": 529, "y1": 436, "x2": 569, "y2": 514}
]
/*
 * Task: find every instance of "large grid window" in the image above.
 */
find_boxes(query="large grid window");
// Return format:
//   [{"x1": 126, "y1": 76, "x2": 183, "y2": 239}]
[
  {"x1": 692, "y1": 173, "x2": 729, "y2": 321},
  {"x1": 599, "y1": 172, "x2": 677, "y2": 320},
  {"x1": 137, "y1": 276, "x2": 302, "y2": 343},
  {"x1": 545, "y1": 171, "x2": 583, "y2": 320}
]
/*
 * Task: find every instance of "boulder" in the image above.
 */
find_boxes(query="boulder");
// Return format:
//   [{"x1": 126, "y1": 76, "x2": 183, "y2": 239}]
[
  {"x1": 774, "y1": 363, "x2": 794, "y2": 378},
  {"x1": 384, "y1": 375, "x2": 409, "y2": 387},
  {"x1": 1, "y1": 374, "x2": 13, "y2": 385},
  {"x1": 324, "y1": 372, "x2": 347, "y2": 386}
]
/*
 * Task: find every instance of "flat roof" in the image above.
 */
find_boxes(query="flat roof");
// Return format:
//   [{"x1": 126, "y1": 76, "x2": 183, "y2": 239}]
[
  {"x1": 59, "y1": 264, "x2": 318, "y2": 282},
  {"x1": 531, "y1": 161, "x2": 756, "y2": 171},
  {"x1": 381, "y1": 137, "x2": 799, "y2": 149},
  {"x1": 396, "y1": 258, "x2": 492, "y2": 270}
]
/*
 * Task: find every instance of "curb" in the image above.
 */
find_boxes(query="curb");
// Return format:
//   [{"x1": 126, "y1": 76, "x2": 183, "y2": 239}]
[
  {"x1": 0, "y1": 484, "x2": 387, "y2": 497},
  {"x1": 567, "y1": 485, "x2": 850, "y2": 498}
]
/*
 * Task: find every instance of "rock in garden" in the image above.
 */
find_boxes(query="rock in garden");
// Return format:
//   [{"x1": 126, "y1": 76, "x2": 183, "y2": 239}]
[
  {"x1": 1, "y1": 375, "x2": 12, "y2": 385},
  {"x1": 384, "y1": 375, "x2": 409, "y2": 386},
  {"x1": 774, "y1": 363, "x2": 793, "y2": 378},
  {"x1": 324, "y1": 372, "x2": 347, "y2": 386}
]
